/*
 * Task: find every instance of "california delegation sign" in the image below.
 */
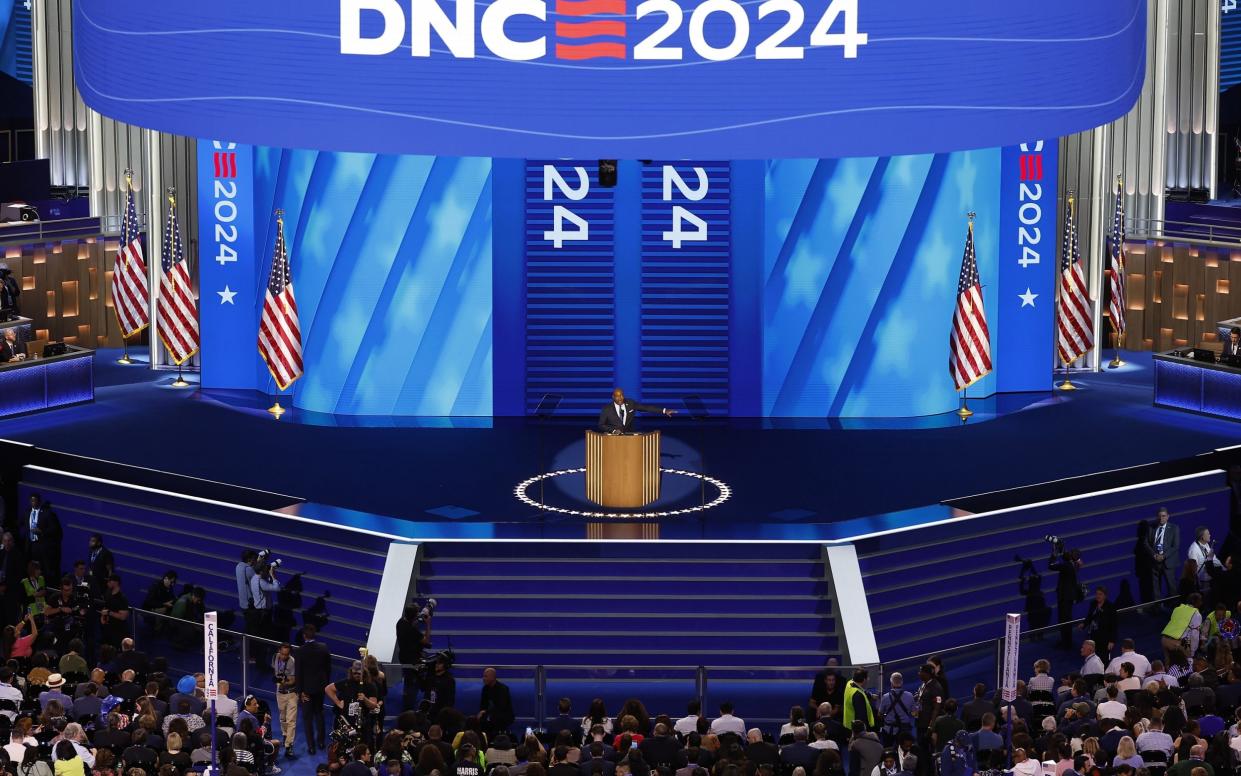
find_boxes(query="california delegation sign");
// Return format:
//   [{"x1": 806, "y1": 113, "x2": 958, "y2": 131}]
[{"x1": 74, "y1": 0, "x2": 1146, "y2": 158}]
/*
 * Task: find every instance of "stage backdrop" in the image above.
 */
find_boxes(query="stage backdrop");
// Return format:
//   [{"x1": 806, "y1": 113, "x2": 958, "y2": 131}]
[
  {"x1": 198, "y1": 145, "x2": 1057, "y2": 418},
  {"x1": 198, "y1": 145, "x2": 493, "y2": 416}
]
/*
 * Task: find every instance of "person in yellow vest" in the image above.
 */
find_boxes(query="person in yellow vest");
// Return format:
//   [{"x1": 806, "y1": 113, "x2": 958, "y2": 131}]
[
  {"x1": 1204, "y1": 601, "x2": 1232, "y2": 645},
  {"x1": 842, "y1": 668, "x2": 876, "y2": 732},
  {"x1": 1161, "y1": 592, "x2": 1203, "y2": 663}
]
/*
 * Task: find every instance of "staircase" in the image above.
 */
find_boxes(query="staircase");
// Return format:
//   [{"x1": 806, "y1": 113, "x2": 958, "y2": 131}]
[{"x1": 414, "y1": 541, "x2": 833, "y2": 725}]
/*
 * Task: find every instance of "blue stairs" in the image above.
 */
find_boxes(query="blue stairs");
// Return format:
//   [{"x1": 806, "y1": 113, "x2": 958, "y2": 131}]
[{"x1": 415, "y1": 542, "x2": 838, "y2": 668}]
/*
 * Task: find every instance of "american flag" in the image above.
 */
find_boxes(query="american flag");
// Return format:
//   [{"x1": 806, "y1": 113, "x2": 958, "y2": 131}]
[
  {"x1": 1107, "y1": 180, "x2": 1127, "y2": 337},
  {"x1": 1056, "y1": 194, "x2": 1093, "y2": 366},
  {"x1": 156, "y1": 195, "x2": 200, "y2": 365},
  {"x1": 111, "y1": 180, "x2": 149, "y2": 337},
  {"x1": 949, "y1": 220, "x2": 992, "y2": 391},
  {"x1": 258, "y1": 215, "x2": 303, "y2": 391}
]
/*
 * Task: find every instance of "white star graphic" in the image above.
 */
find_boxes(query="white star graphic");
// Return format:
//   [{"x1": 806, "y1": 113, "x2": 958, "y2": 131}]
[
  {"x1": 217, "y1": 286, "x2": 237, "y2": 305},
  {"x1": 1019, "y1": 288, "x2": 1038, "y2": 307}
]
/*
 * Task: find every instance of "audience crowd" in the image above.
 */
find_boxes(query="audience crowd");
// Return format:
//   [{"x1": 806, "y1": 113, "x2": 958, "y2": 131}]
[{"x1": 3, "y1": 502, "x2": 1240, "y2": 776}]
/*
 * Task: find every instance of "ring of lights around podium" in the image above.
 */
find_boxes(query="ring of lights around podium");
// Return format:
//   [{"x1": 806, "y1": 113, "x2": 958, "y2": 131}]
[{"x1": 514, "y1": 468, "x2": 732, "y2": 518}]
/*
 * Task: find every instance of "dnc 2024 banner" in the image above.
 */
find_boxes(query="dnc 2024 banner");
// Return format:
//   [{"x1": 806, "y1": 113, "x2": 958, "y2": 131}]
[{"x1": 74, "y1": 0, "x2": 1145, "y2": 158}]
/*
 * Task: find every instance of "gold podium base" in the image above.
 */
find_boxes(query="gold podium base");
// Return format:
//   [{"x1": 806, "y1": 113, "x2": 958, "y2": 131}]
[{"x1": 585, "y1": 430, "x2": 661, "y2": 507}]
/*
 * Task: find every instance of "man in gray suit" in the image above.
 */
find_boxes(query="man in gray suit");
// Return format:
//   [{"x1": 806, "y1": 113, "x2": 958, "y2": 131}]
[{"x1": 1142, "y1": 507, "x2": 1180, "y2": 601}]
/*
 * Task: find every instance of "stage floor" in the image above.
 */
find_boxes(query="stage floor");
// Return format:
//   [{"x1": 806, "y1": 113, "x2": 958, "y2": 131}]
[{"x1": 3, "y1": 351, "x2": 1240, "y2": 540}]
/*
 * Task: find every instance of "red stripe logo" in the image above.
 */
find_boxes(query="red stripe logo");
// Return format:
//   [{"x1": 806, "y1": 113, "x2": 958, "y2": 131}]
[
  {"x1": 1019, "y1": 154, "x2": 1043, "y2": 181},
  {"x1": 213, "y1": 152, "x2": 237, "y2": 179},
  {"x1": 554, "y1": 0, "x2": 626, "y2": 59}
]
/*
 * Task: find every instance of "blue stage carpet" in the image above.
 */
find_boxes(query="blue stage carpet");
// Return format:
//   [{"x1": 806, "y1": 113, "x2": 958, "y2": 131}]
[{"x1": 2, "y1": 351, "x2": 1239, "y2": 539}]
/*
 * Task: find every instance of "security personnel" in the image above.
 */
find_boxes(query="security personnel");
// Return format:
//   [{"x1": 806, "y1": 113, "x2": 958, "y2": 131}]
[{"x1": 843, "y1": 668, "x2": 875, "y2": 731}]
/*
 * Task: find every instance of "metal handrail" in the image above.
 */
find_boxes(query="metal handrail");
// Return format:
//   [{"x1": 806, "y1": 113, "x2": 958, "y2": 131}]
[{"x1": 1128, "y1": 217, "x2": 1241, "y2": 247}]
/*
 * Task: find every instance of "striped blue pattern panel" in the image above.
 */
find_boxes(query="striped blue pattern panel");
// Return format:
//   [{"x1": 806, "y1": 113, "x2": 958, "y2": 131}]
[
  {"x1": 19, "y1": 468, "x2": 392, "y2": 659},
  {"x1": 640, "y1": 162, "x2": 730, "y2": 416},
  {"x1": 763, "y1": 153, "x2": 1000, "y2": 418},
  {"x1": 524, "y1": 161, "x2": 616, "y2": 415},
  {"x1": 853, "y1": 472, "x2": 1230, "y2": 660},
  {"x1": 1223, "y1": 9, "x2": 1241, "y2": 92},
  {"x1": 11, "y1": 0, "x2": 31, "y2": 85},
  {"x1": 253, "y1": 150, "x2": 493, "y2": 416}
]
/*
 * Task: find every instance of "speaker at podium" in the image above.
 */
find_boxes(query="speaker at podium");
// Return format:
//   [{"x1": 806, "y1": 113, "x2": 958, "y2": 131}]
[{"x1": 584, "y1": 430, "x2": 661, "y2": 508}]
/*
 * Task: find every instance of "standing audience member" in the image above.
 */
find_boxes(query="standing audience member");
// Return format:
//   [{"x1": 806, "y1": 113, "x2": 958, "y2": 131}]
[{"x1": 296, "y1": 625, "x2": 330, "y2": 757}]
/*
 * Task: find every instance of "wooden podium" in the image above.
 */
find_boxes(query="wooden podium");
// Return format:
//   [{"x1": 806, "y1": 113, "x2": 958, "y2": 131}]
[{"x1": 585, "y1": 430, "x2": 661, "y2": 508}]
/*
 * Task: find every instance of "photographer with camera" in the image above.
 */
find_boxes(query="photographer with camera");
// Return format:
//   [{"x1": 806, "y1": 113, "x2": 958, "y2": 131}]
[
  {"x1": 273, "y1": 642, "x2": 299, "y2": 761},
  {"x1": 1046, "y1": 535, "x2": 1084, "y2": 649},
  {"x1": 396, "y1": 600, "x2": 434, "y2": 711},
  {"x1": 325, "y1": 661, "x2": 379, "y2": 757},
  {"x1": 44, "y1": 576, "x2": 89, "y2": 648},
  {"x1": 0, "y1": 263, "x2": 20, "y2": 320},
  {"x1": 250, "y1": 555, "x2": 282, "y2": 666}
]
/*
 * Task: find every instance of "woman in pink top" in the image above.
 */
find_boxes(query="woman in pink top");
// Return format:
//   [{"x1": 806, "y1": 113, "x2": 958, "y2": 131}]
[{"x1": 2, "y1": 614, "x2": 37, "y2": 659}]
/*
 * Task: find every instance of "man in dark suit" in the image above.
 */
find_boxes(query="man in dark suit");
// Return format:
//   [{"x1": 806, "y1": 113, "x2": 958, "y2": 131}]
[
  {"x1": 296, "y1": 624, "x2": 332, "y2": 755},
  {"x1": 20, "y1": 494, "x2": 61, "y2": 582},
  {"x1": 1080, "y1": 586, "x2": 1118, "y2": 663},
  {"x1": 0, "y1": 532, "x2": 25, "y2": 626},
  {"x1": 0, "y1": 330, "x2": 25, "y2": 363},
  {"x1": 87, "y1": 535, "x2": 115, "y2": 597},
  {"x1": 1142, "y1": 507, "x2": 1180, "y2": 601},
  {"x1": 1224, "y1": 328, "x2": 1241, "y2": 364},
  {"x1": 597, "y1": 388, "x2": 675, "y2": 432}
]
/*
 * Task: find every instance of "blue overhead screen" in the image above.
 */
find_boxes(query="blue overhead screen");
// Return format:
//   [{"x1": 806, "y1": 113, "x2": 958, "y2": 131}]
[{"x1": 75, "y1": 0, "x2": 1145, "y2": 158}]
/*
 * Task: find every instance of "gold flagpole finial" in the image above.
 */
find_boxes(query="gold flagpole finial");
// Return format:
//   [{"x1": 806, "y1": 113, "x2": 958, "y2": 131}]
[
  {"x1": 275, "y1": 208, "x2": 285, "y2": 225},
  {"x1": 1116, "y1": 174, "x2": 1123, "y2": 189},
  {"x1": 123, "y1": 168, "x2": 133, "y2": 187},
  {"x1": 166, "y1": 186, "x2": 176, "y2": 206},
  {"x1": 967, "y1": 211, "x2": 976, "y2": 229}
]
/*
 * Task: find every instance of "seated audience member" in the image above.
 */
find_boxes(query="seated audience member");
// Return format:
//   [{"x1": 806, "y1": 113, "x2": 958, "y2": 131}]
[
  {"x1": 581, "y1": 700, "x2": 613, "y2": 738},
  {"x1": 52, "y1": 741, "x2": 84, "y2": 776},
  {"x1": 709, "y1": 703, "x2": 744, "y2": 737}
]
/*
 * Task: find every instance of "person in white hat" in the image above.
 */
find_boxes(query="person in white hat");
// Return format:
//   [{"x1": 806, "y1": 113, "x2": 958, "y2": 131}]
[{"x1": 39, "y1": 674, "x2": 71, "y2": 710}]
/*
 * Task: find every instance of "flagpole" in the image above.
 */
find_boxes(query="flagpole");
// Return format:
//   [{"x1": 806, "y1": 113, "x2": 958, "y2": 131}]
[
  {"x1": 168, "y1": 188, "x2": 192, "y2": 388},
  {"x1": 1109, "y1": 175, "x2": 1126, "y2": 368},
  {"x1": 268, "y1": 209, "x2": 287, "y2": 419},
  {"x1": 1058, "y1": 192, "x2": 1079, "y2": 391},
  {"x1": 117, "y1": 169, "x2": 136, "y2": 365},
  {"x1": 957, "y1": 211, "x2": 977, "y2": 419}
]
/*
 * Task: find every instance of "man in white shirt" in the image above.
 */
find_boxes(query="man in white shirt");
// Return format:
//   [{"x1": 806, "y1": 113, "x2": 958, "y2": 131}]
[
  {"x1": 673, "y1": 701, "x2": 701, "y2": 736},
  {"x1": 709, "y1": 702, "x2": 745, "y2": 736},
  {"x1": 1106, "y1": 640, "x2": 1151, "y2": 679},
  {"x1": 0, "y1": 669, "x2": 22, "y2": 721},
  {"x1": 214, "y1": 679, "x2": 239, "y2": 719},
  {"x1": 1144, "y1": 661, "x2": 1179, "y2": 689},
  {"x1": 1096, "y1": 685, "x2": 1128, "y2": 721},
  {"x1": 1080, "y1": 640, "x2": 1105, "y2": 677},
  {"x1": 1188, "y1": 528, "x2": 1225, "y2": 584}
]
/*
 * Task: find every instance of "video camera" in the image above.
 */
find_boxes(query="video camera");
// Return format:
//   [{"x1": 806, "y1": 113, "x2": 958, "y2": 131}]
[
  {"x1": 256, "y1": 549, "x2": 283, "y2": 570},
  {"x1": 415, "y1": 597, "x2": 437, "y2": 623},
  {"x1": 411, "y1": 647, "x2": 455, "y2": 680},
  {"x1": 1043, "y1": 534, "x2": 1065, "y2": 552}
]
